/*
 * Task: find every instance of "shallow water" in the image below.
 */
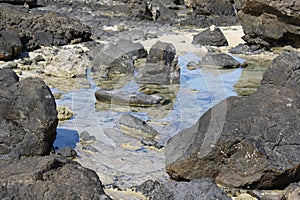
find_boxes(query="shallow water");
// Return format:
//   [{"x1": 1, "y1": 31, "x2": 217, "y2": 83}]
[{"x1": 53, "y1": 52, "x2": 242, "y2": 189}]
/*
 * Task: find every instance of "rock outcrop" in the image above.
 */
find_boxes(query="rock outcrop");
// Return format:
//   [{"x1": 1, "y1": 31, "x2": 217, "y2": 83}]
[
  {"x1": 0, "y1": 4, "x2": 91, "y2": 50},
  {"x1": 136, "y1": 41, "x2": 180, "y2": 85},
  {"x1": 238, "y1": 0, "x2": 300, "y2": 48},
  {"x1": 166, "y1": 51, "x2": 300, "y2": 189}
]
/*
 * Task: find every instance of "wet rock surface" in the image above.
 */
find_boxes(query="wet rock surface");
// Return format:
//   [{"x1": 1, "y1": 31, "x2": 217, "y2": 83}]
[
  {"x1": 95, "y1": 89, "x2": 166, "y2": 107},
  {"x1": 238, "y1": 0, "x2": 300, "y2": 48},
  {"x1": 119, "y1": 114, "x2": 158, "y2": 138},
  {"x1": 199, "y1": 52, "x2": 243, "y2": 68},
  {"x1": 166, "y1": 51, "x2": 300, "y2": 189},
  {"x1": 135, "y1": 178, "x2": 231, "y2": 200},
  {"x1": 136, "y1": 41, "x2": 180, "y2": 85}
]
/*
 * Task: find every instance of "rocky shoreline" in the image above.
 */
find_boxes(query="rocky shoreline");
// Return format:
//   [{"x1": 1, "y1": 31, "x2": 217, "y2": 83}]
[{"x1": 1, "y1": 0, "x2": 299, "y2": 199}]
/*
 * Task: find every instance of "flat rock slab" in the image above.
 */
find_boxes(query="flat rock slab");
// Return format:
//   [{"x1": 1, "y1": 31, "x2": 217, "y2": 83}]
[{"x1": 95, "y1": 89, "x2": 166, "y2": 107}]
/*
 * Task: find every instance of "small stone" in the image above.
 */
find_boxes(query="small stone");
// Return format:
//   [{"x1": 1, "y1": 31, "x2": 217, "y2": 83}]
[
  {"x1": 56, "y1": 146, "x2": 77, "y2": 159},
  {"x1": 80, "y1": 131, "x2": 96, "y2": 142},
  {"x1": 57, "y1": 106, "x2": 74, "y2": 121}
]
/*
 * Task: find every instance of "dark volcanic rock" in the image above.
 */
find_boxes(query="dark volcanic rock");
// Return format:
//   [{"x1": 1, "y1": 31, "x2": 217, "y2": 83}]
[
  {"x1": 0, "y1": 69, "x2": 58, "y2": 158},
  {"x1": 0, "y1": 0, "x2": 37, "y2": 7},
  {"x1": 229, "y1": 44, "x2": 263, "y2": 55},
  {"x1": 166, "y1": 51, "x2": 300, "y2": 189},
  {"x1": 0, "y1": 31, "x2": 22, "y2": 60},
  {"x1": 199, "y1": 52, "x2": 242, "y2": 68},
  {"x1": 135, "y1": 179, "x2": 230, "y2": 200},
  {"x1": 238, "y1": 0, "x2": 300, "y2": 48},
  {"x1": 188, "y1": 0, "x2": 236, "y2": 16},
  {"x1": 95, "y1": 89, "x2": 166, "y2": 107},
  {"x1": 0, "y1": 156, "x2": 111, "y2": 199},
  {"x1": 92, "y1": 39, "x2": 147, "y2": 77},
  {"x1": 136, "y1": 41, "x2": 180, "y2": 85},
  {"x1": 0, "y1": 4, "x2": 91, "y2": 50},
  {"x1": 119, "y1": 114, "x2": 158, "y2": 138},
  {"x1": 192, "y1": 26, "x2": 228, "y2": 47}
]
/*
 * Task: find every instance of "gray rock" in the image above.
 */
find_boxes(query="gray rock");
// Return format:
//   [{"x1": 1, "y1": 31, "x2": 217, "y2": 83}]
[
  {"x1": 238, "y1": 0, "x2": 300, "y2": 48},
  {"x1": 56, "y1": 147, "x2": 77, "y2": 159},
  {"x1": 0, "y1": 156, "x2": 111, "y2": 199},
  {"x1": 0, "y1": 4, "x2": 91, "y2": 50},
  {"x1": 95, "y1": 89, "x2": 166, "y2": 107},
  {"x1": 192, "y1": 26, "x2": 228, "y2": 47},
  {"x1": 92, "y1": 39, "x2": 147, "y2": 77},
  {"x1": 135, "y1": 179, "x2": 231, "y2": 200},
  {"x1": 119, "y1": 114, "x2": 158, "y2": 138},
  {"x1": 229, "y1": 44, "x2": 263, "y2": 55},
  {"x1": 0, "y1": 31, "x2": 22, "y2": 60},
  {"x1": 136, "y1": 41, "x2": 180, "y2": 85},
  {"x1": 199, "y1": 52, "x2": 243, "y2": 68},
  {"x1": 284, "y1": 182, "x2": 300, "y2": 200},
  {"x1": 166, "y1": 51, "x2": 300, "y2": 189},
  {"x1": 80, "y1": 131, "x2": 96, "y2": 142},
  {"x1": 186, "y1": 0, "x2": 236, "y2": 16},
  {"x1": 0, "y1": 69, "x2": 58, "y2": 158}
]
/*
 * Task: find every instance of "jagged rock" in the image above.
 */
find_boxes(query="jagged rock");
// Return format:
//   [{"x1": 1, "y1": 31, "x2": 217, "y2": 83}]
[
  {"x1": 95, "y1": 89, "x2": 166, "y2": 107},
  {"x1": 0, "y1": 4, "x2": 91, "y2": 50},
  {"x1": 238, "y1": 0, "x2": 300, "y2": 48},
  {"x1": 134, "y1": 179, "x2": 231, "y2": 200},
  {"x1": 44, "y1": 48, "x2": 91, "y2": 78},
  {"x1": 199, "y1": 52, "x2": 243, "y2": 68},
  {"x1": 0, "y1": 31, "x2": 22, "y2": 60},
  {"x1": 136, "y1": 41, "x2": 180, "y2": 85},
  {"x1": 166, "y1": 51, "x2": 300, "y2": 189},
  {"x1": 229, "y1": 44, "x2": 264, "y2": 55},
  {"x1": 0, "y1": 156, "x2": 111, "y2": 199},
  {"x1": 0, "y1": 69, "x2": 58, "y2": 158},
  {"x1": 192, "y1": 26, "x2": 228, "y2": 47},
  {"x1": 119, "y1": 114, "x2": 158, "y2": 138},
  {"x1": 92, "y1": 39, "x2": 147, "y2": 77}
]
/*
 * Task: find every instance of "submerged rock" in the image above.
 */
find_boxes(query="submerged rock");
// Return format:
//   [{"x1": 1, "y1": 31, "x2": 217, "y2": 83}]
[
  {"x1": 192, "y1": 26, "x2": 228, "y2": 47},
  {"x1": 166, "y1": 51, "x2": 300, "y2": 189},
  {"x1": 136, "y1": 41, "x2": 180, "y2": 85},
  {"x1": 199, "y1": 52, "x2": 243, "y2": 68},
  {"x1": 0, "y1": 31, "x2": 22, "y2": 60},
  {"x1": 238, "y1": 0, "x2": 300, "y2": 48},
  {"x1": 119, "y1": 114, "x2": 158, "y2": 138},
  {"x1": 135, "y1": 179, "x2": 230, "y2": 200},
  {"x1": 95, "y1": 89, "x2": 166, "y2": 107}
]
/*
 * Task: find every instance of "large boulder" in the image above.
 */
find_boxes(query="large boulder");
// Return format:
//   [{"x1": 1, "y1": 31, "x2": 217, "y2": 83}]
[
  {"x1": 238, "y1": 0, "x2": 300, "y2": 48},
  {"x1": 0, "y1": 31, "x2": 22, "y2": 60},
  {"x1": 135, "y1": 178, "x2": 230, "y2": 200},
  {"x1": 166, "y1": 51, "x2": 300, "y2": 189},
  {"x1": 0, "y1": 69, "x2": 58, "y2": 158},
  {"x1": 192, "y1": 26, "x2": 228, "y2": 47},
  {"x1": 136, "y1": 41, "x2": 180, "y2": 85},
  {"x1": 0, "y1": 4, "x2": 91, "y2": 50},
  {"x1": 0, "y1": 156, "x2": 111, "y2": 199}
]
